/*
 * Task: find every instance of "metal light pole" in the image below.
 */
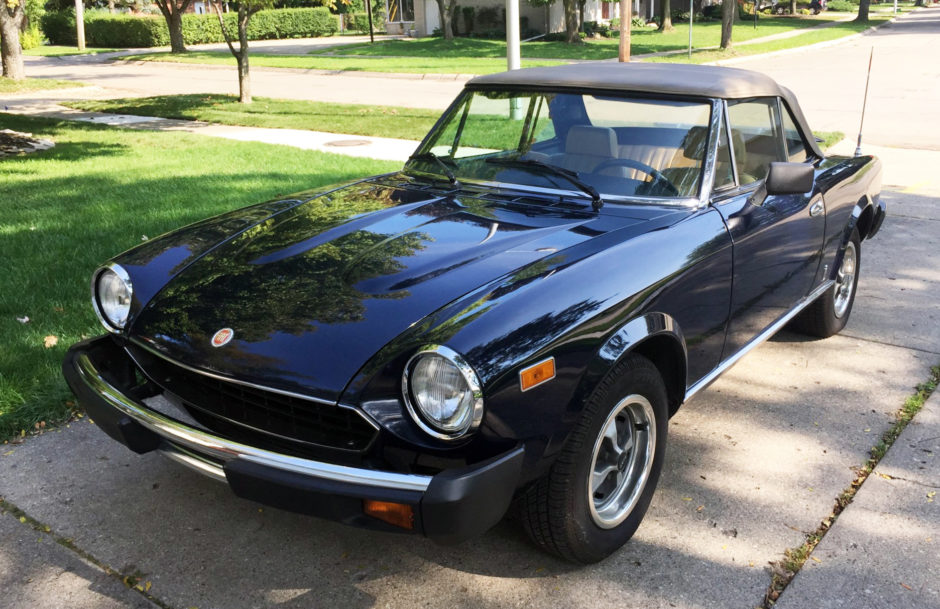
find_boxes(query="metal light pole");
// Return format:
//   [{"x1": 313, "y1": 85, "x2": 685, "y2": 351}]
[
  {"x1": 688, "y1": 0, "x2": 693, "y2": 57},
  {"x1": 365, "y1": 0, "x2": 374, "y2": 44},
  {"x1": 506, "y1": 0, "x2": 521, "y2": 71},
  {"x1": 75, "y1": 0, "x2": 86, "y2": 51}
]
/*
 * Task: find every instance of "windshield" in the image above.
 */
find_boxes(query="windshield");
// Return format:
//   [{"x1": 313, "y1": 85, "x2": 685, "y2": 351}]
[{"x1": 408, "y1": 89, "x2": 713, "y2": 204}]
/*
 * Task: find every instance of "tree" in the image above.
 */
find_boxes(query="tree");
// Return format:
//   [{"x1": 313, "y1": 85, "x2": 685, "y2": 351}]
[
  {"x1": 0, "y1": 0, "x2": 26, "y2": 80},
  {"x1": 562, "y1": 0, "x2": 579, "y2": 42},
  {"x1": 213, "y1": 0, "x2": 273, "y2": 103},
  {"x1": 720, "y1": 0, "x2": 734, "y2": 49},
  {"x1": 434, "y1": 0, "x2": 457, "y2": 39},
  {"x1": 855, "y1": 0, "x2": 870, "y2": 22},
  {"x1": 155, "y1": 0, "x2": 194, "y2": 53},
  {"x1": 658, "y1": 0, "x2": 673, "y2": 32}
]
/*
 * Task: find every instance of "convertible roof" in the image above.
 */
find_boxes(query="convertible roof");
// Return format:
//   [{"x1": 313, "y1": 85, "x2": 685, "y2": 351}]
[
  {"x1": 469, "y1": 63, "x2": 824, "y2": 157},
  {"x1": 470, "y1": 63, "x2": 788, "y2": 100}
]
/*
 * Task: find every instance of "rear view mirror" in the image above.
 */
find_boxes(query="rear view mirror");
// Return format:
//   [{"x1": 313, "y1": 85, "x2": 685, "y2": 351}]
[{"x1": 766, "y1": 162, "x2": 814, "y2": 195}]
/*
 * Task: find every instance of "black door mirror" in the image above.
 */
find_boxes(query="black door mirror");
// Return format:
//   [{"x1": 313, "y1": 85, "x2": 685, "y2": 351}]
[{"x1": 766, "y1": 162, "x2": 814, "y2": 195}]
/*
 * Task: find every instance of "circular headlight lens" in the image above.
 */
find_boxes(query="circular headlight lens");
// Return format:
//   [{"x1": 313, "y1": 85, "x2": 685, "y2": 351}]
[
  {"x1": 93, "y1": 265, "x2": 133, "y2": 331},
  {"x1": 404, "y1": 347, "x2": 483, "y2": 439}
]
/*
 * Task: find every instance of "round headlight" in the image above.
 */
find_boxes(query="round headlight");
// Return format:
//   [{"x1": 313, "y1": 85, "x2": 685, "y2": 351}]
[
  {"x1": 402, "y1": 346, "x2": 484, "y2": 440},
  {"x1": 92, "y1": 264, "x2": 133, "y2": 332}
]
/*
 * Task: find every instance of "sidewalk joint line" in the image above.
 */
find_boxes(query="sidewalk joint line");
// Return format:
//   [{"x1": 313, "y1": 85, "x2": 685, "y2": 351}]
[
  {"x1": 839, "y1": 333, "x2": 940, "y2": 356},
  {"x1": 0, "y1": 497, "x2": 179, "y2": 609},
  {"x1": 761, "y1": 364, "x2": 940, "y2": 607}
]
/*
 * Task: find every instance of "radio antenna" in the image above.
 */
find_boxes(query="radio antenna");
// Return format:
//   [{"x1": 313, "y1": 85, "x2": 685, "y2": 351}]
[{"x1": 855, "y1": 48, "x2": 874, "y2": 157}]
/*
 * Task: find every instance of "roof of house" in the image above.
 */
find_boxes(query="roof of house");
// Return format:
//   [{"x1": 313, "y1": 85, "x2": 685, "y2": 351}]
[{"x1": 468, "y1": 63, "x2": 824, "y2": 157}]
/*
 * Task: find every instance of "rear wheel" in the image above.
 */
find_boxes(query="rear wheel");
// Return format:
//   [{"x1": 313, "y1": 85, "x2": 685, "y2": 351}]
[
  {"x1": 520, "y1": 355, "x2": 668, "y2": 563},
  {"x1": 791, "y1": 230, "x2": 861, "y2": 338}
]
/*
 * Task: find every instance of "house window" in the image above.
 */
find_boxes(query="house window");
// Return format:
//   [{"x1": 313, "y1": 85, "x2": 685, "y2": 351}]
[{"x1": 386, "y1": 0, "x2": 415, "y2": 22}]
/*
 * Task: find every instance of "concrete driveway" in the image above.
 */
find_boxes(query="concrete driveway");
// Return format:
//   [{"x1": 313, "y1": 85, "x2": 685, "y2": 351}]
[{"x1": 2, "y1": 9, "x2": 939, "y2": 609}]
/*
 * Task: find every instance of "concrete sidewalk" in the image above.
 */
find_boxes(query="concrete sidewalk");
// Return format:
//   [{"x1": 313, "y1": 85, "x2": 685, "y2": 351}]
[
  {"x1": 0, "y1": 97, "x2": 420, "y2": 162},
  {"x1": 0, "y1": 146, "x2": 937, "y2": 609}
]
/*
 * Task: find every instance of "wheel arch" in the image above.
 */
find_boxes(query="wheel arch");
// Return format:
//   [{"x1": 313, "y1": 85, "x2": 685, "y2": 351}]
[{"x1": 574, "y1": 313, "x2": 688, "y2": 420}]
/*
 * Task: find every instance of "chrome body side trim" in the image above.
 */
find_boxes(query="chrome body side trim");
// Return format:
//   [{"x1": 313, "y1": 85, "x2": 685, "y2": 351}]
[
  {"x1": 73, "y1": 352, "x2": 432, "y2": 493},
  {"x1": 685, "y1": 279, "x2": 834, "y2": 401}
]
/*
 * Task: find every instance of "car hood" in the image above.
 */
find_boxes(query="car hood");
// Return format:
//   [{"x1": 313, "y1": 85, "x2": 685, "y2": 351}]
[{"x1": 129, "y1": 180, "x2": 668, "y2": 401}]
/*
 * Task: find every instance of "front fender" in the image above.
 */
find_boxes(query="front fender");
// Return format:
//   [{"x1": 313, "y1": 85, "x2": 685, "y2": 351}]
[{"x1": 571, "y1": 313, "x2": 688, "y2": 420}]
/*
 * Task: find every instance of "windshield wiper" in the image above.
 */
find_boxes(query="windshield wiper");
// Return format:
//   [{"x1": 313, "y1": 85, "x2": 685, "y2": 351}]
[
  {"x1": 407, "y1": 152, "x2": 461, "y2": 188},
  {"x1": 485, "y1": 157, "x2": 603, "y2": 211}
]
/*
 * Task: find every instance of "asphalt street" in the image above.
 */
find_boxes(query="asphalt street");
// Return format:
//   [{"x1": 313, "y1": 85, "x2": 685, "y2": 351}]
[{"x1": 1, "y1": 8, "x2": 938, "y2": 609}]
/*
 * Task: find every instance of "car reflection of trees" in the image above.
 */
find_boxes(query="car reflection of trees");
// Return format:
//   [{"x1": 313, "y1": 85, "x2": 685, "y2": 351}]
[{"x1": 139, "y1": 186, "x2": 433, "y2": 346}]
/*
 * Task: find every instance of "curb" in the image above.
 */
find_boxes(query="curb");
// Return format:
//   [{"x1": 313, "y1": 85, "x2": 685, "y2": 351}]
[
  {"x1": 113, "y1": 57, "x2": 476, "y2": 82},
  {"x1": 709, "y1": 9, "x2": 912, "y2": 66}
]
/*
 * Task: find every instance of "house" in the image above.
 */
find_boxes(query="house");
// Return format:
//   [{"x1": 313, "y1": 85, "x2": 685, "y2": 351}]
[{"x1": 386, "y1": 0, "x2": 659, "y2": 37}]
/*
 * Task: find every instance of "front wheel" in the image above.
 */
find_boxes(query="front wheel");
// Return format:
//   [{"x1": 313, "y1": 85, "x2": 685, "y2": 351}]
[
  {"x1": 520, "y1": 355, "x2": 668, "y2": 563},
  {"x1": 791, "y1": 230, "x2": 861, "y2": 338}
]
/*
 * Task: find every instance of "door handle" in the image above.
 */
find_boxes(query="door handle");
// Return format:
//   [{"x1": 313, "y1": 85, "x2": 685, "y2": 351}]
[{"x1": 809, "y1": 199, "x2": 825, "y2": 217}]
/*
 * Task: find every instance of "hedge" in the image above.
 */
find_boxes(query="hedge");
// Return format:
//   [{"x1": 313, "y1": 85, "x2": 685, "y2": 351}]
[{"x1": 42, "y1": 7, "x2": 338, "y2": 48}]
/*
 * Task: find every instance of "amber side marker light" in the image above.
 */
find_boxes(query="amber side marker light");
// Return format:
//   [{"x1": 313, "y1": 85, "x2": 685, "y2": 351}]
[
  {"x1": 519, "y1": 357, "x2": 556, "y2": 392},
  {"x1": 363, "y1": 500, "x2": 415, "y2": 530}
]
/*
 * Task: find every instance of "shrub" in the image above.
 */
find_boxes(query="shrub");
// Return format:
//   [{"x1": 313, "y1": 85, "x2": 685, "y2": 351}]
[
  {"x1": 43, "y1": 7, "x2": 338, "y2": 47},
  {"x1": 702, "y1": 4, "x2": 722, "y2": 19},
  {"x1": 41, "y1": 11, "x2": 76, "y2": 46},
  {"x1": 345, "y1": 11, "x2": 373, "y2": 33},
  {"x1": 827, "y1": 0, "x2": 855, "y2": 10}
]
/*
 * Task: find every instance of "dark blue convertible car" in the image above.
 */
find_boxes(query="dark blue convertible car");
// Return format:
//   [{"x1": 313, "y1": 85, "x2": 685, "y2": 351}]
[{"x1": 64, "y1": 63, "x2": 884, "y2": 563}]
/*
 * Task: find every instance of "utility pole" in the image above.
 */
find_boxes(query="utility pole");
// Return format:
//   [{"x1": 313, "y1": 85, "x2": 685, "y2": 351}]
[
  {"x1": 619, "y1": 0, "x2": 631, "y2": 61},
  {"x1": 75, "y1": 0, "x2": 85, "y2": 51}
]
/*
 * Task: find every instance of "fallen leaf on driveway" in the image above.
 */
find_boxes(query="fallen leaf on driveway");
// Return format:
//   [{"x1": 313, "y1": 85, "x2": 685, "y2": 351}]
[
  {"x1": 900, "y1": 583, "x2": 912, "y2": 590},
  {"x1": 43, "y1": 335, "x2": 58, "y2": 348}
]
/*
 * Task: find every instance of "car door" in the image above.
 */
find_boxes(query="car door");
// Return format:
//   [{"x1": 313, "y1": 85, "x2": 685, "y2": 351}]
[{"x1": 711, "y1": 97, "x2": 825, "y2": 357}]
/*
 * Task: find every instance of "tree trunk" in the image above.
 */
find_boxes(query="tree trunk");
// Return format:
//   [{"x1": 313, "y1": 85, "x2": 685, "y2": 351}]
[
  {"x1": 0, "y1": 1, "x2": 26, "y2": 80},
  {"x1": 855, "y1": 0, "x2": 870, "y2": 21},
  {"x1": 789, "y1": 0, "x2": 796, "y2": 13},
  {"x1": 168, "y1": 11, "x2": 186, "y2": 52},
  {"x1": 619, "y1": 0, "x2": 631, "y2": 61},
  {"x1": 720, "y1": 0, "x2": 734, "y2": 49},
  {"x1": 563, "y1": 0, "x2": 580, "y2": 42},
  {"x1": 237, "y1": 5, "x2": 251, "y2": 103},
  {"x1": 436, "y1": 0, "x2": 454, "y2": 39},
  {"x1": 659, "y1": 0, "x2": 674, "y2": 31}
]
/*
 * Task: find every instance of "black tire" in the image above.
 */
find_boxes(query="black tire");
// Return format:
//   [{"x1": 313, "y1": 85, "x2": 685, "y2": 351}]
[
  {"x1": 519, "y1": 354, "x2": 668, "y2": 563},
  {"x1": 791, "y1": 229, "x2": 861, "y2": 338}
]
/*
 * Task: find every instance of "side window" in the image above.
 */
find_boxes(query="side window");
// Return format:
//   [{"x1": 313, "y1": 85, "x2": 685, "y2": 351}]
[
  {"x1": 727, "y1": 98, "x2": 786, "y2": 185},
  {"x1": 780, "y1": 104, "x2": 808, "y2": 163},
  {"x1": 713, "y1": 116, "x2": 735, "y2": 190}
]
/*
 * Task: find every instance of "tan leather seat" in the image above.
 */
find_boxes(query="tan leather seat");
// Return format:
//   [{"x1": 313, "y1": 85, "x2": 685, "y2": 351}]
[{"x1": 551, "y1": 126, "x2": 619, "y2": 173}]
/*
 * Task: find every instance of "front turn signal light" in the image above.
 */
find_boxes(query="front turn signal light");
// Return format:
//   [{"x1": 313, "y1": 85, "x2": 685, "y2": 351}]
[
  {"x1": 363, "y1": 500, "x2": 414, "y2": 530},
  {"x1": 519, "y1": 357, "x2": 556, "y2": 392}
]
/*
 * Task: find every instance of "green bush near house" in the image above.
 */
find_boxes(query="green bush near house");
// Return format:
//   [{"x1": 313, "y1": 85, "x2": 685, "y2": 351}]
[
  {"x1": 41, "y1": 7, "x2": 337, "y2": 48},
  {"x1": 826, "y1": 0, "x2": 855, "y2": 11}
]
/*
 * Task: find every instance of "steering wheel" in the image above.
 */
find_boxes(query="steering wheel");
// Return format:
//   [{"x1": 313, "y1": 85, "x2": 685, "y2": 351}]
[{"x1": 592, "y1": 158, "x2": 679, "y2": 196}]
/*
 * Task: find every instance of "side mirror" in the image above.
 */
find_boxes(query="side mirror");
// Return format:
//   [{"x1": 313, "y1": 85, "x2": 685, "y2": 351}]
[{"x1": 766, "y1": 162, "x2": 814, "y2": 195}]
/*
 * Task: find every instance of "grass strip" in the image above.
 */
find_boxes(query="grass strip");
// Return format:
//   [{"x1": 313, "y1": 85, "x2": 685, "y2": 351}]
[
  {"x1": 761, "y1": 364, "x2": 940, "y2": 607},
  {"x1": 66, "y1": 94, "x2": 438, "y2": 141},
  {"x1": 0, "y1": 77, "x2": 86, "y2": 93},
  {"x1": 647, "y1": 16, "x2": 892, "y2": 64},
  {"x1": 117, "y1": 51, "x2": 564, "y2": 75},
  {"x1": 0, "y1": 114, "x2": 399, "y2": 442},
  {"x1": 317, "y1": 15, "x2": 844, "y2": 60},
  {"x1": 24, "y1": 46, "x2": 124, "y2": 57},
  {"x1": 0, "y1": 495, "x2": 178, "y2": 609}
]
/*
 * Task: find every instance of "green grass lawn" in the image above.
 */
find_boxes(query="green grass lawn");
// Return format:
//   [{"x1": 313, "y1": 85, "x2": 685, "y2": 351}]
[
  {"x1": 118, "y1": 51, "x2": 564, "y2": 74},
  {"x1": 24, "y1": 45, "x2": 124, "y2": 57},
  {"x1": 316, "y1": 15, "x2": 844, "y2": 60},
  {"x1": 648, "y1": 15, "x2": 891, "y2": 63},
  {"x1": 0, "y1": 114, "x2": 399, "y2": 442},
  {"x1": 0, "y1": 77, "x2": 86, "y2": 93},
  {"x1": 67, "y1": 94, "x2": 440, "y2": 141}
]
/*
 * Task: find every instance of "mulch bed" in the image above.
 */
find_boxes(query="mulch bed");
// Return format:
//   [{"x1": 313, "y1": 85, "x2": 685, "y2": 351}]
[{"x1": 0, "y1": 129, "x2": 55, "y2": 158}]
